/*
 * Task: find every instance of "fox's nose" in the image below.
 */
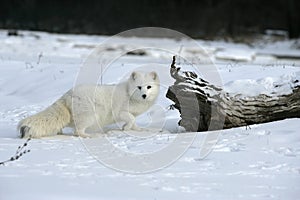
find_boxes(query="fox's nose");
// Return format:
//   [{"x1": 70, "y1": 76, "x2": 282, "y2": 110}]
[{"x1": 142, "y1": 94, "x2": 147, "y2": 99}]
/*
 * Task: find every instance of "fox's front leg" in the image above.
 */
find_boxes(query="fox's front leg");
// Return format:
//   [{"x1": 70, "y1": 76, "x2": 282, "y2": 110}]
[
  {"x1": 119, "y1": 111, "x2": 141, "y2": 131},
  {"x1": 73, "y1": 116, "x2": 94, "y2": 138},
  {"x1": 74, "y1": 129, "x2": 91, "y2": 138}
]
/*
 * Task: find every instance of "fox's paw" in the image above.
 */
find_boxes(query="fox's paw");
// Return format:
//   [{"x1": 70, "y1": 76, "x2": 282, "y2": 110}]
[
  {"x1": 74, "y1": 131, "x2": 91, "y2": 138},
  {"x1": 122, "y1": 124, "x2": 144, "y2": 132},
  {"x1": 132, "y1": 126, "x2": 144, "y2": 131}
]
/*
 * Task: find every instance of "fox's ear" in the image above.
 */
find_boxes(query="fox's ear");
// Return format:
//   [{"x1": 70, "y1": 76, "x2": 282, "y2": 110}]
[
  {"x1": 131, "y1": 72, "x2": 137, "y2": 80},
  {"x1": 150, "y1": 71, "x2": 158, "y2": 80}
]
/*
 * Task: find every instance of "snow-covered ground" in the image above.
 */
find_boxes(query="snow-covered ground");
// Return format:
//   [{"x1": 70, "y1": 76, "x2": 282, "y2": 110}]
[{"x1": 0, "y1": 29, "x2": 300, "y2": 200}]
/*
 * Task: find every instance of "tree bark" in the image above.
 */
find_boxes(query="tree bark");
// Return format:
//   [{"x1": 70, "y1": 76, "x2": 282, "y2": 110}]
[{"x1": 166, "y1": 56, "x2": 300, "y2": 132}]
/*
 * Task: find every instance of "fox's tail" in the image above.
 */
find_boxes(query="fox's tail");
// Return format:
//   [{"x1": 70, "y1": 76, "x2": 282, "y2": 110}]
[{"x1": 18, "y1": 99, "x2": 71, "y2": 138}]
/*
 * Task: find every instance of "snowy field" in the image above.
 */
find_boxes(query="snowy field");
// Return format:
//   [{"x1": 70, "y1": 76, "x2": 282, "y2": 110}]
[{"x1": 0, "y1": 29, "x2": 300, "y2": 200}]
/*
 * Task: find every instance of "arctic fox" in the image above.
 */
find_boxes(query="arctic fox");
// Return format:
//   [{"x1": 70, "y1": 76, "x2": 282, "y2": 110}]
[{"x1": 18, "y1": 71, "x2": 160, "y2": 138}]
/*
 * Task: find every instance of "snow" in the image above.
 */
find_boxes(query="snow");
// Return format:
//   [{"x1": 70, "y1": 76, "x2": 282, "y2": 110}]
[
  {"x1": 0, "y1": 29, "x2": 300, "y2": 200},
  {"x1": 215, "y1": 48, "x2": 256, "y2": 62},
  {"x1": 224, "y1": 71, "x2": 300, "y2": 97}
]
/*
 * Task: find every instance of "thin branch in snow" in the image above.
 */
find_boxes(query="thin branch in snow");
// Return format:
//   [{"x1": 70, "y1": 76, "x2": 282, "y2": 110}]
[
  {"x1": 0, "y1": 136, "x2": 32, "y2": 166},
  {"x1": 37, "y1": 52, "x2": 43, "y2": 65}
]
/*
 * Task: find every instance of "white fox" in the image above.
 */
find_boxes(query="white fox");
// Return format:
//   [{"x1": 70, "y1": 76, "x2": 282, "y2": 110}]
[{"x1": 18, "y1": 71, "x2": 160, "y2": 138}]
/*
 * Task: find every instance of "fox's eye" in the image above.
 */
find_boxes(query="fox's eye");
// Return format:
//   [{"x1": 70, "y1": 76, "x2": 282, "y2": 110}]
[
  {"x1": 147, "y1": 86, "x2": 152, "y2": 89},
  {"x1": 137, "y1": 86, "x2": 142, "y2": 90}
]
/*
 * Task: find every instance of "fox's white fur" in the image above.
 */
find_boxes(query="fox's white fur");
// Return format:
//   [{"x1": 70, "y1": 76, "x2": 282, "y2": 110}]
[{"x1": 18, "y1": 71, "x2": 160, "y2": 138}]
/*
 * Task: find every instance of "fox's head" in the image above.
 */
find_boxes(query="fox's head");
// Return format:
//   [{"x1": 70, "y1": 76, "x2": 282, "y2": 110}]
[{"x1": 128, "y1": 71, "x2": 160, "y2": 102}]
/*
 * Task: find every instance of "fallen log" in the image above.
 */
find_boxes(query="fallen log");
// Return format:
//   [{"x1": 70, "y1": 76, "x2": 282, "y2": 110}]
[{"x1": 166, "y1": 56, "x2": 300, "y2": 132}]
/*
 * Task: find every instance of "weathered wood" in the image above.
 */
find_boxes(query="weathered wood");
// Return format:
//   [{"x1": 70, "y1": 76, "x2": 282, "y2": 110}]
[{"x1": 166, "y1": 56, "x2": 300, "y2": 132}]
